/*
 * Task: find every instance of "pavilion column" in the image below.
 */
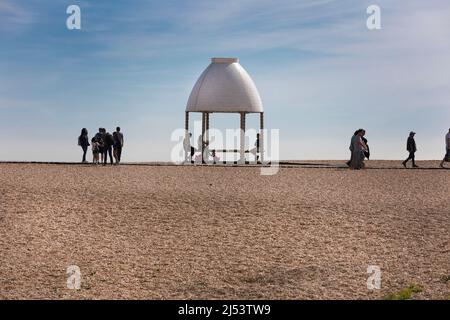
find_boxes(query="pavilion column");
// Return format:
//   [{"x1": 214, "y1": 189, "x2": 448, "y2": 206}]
[
  {"x1": 185, "y1": 112, "x2": 189, "y2": 162},
  {"x1": 240, "y1": 112, "x2": 246, "y2": 164},
  {"x1": 201, "y1": 112, "x2": 206, "y2": 163},
  {"x1": 205, "y1": 112, "x2": 210, "y2": 146},
  {"x1": 260, "y1": 112, "x2": 264, "y2": 163},
  {"x1": 205, "y1": 112, "x2": 210, "y2": 163}
]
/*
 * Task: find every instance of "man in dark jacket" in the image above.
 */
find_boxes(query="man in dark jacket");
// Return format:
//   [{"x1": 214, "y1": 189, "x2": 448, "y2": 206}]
[
  {"x1": 113, "y1": 127, "x2": 124, "y2": 163},
  {"x1": 102, "y1": 128, "x2": 114, "y2": 165},
  {"x1": 402, "y1": 131, "x2": 418, "y2": 168}
]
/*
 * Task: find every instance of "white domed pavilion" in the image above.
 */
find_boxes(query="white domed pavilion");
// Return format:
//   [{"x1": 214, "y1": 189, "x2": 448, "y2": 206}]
[{"x1": 184, "y1": 58, "x2": 264, "y2": 163}]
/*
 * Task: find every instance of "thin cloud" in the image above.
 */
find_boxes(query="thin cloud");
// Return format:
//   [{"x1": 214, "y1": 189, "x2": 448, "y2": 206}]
[{"x1": 0, "y1": 1, "x2": 35, "y2": 29}]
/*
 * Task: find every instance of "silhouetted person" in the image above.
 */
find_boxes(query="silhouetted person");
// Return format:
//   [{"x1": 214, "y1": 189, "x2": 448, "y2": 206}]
[
  {"x1": 347, "y1": 129, "x2": 361, "y2": 167},
  {"x1": 255, "y1": 133, "x2": 261, "y2": 163},
  {"x1": 249, "y1": 134, "x2": 261, "y2": 164},
  {"x1": 362, "y1": 136, "x2": 370, "y2": 160},
  {"x1": 91, "y1": 137, "x2": 100, "y2": 164},
  {"x1": 113, "y1": 127, "x2": 124, "y2": 164},
  {"x1": 402, "y1": 131, "x2": 418, "y2": 168},
  {"x1": 94, "y1": 128, "x2": 105, "y2": 163},
  {"x1": 439, "y1": 128, "x2": 450, "y2": 168},
  {"x1": 197, "y1": 134, "x2": 207, "y2": 164},
  {"x1": 350, "y1": 129, "x2": 368, "y2": 169},
  {"x1": 184, "y1": 132, "x2": 195, "y2": 163},
  {"x1": 78, "y1": 128, "x2": 90, "y2": 163},
  {"x1": 103, "y1": 129, "x2": 114, "y2": 165}
]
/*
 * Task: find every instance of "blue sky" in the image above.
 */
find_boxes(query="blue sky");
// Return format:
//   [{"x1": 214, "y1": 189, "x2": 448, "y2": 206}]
[{"x1": 0, "y1": 0, "x2": 449, "y2": 161}]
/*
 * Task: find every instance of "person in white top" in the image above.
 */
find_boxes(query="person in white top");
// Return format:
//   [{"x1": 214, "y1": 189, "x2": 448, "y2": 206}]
[
  {"x1": 439, "y1": 128, "x2": 450, "y2": 168},
  {"x1": 183, "y1": 133, "x2": 195, "y2": 163}
]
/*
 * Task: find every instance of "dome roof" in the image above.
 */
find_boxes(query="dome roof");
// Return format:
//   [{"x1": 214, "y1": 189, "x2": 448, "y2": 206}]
[{"x1": 186, "y1": 58, "x2": 263, "y2": 113}]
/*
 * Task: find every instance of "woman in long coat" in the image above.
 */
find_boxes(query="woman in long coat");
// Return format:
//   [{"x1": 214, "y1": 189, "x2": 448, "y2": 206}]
[{"x1": 351, "y1": 130, "x2": 368, "y2": 169}]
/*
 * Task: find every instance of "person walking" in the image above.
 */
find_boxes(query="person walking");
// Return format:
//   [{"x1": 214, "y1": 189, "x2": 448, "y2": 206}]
[
  {"x1": 402, "y1": 131, "x2": 418, "y2": 168},
  {"x1": 250, "y1": 133, "x2": 261, "y2": 163},
  {"x1": 255, "y1": 133, "x2": 261, "y2": 163},
  {"x1": 184, "y1": 132, "x2": 195, "y2": 163},
  {"x1": 350, "y1": 129, "x2": 368, "y2": 169},
  {"x1": 78, "y1": 128, "x2": 90, "y2": 163},
  {"x1": 347, "y1": 130, "x2": 360, "y2": 167},
  {"x1": 103, "y1": 129, "x2": 114, "y2": 165},
  {"x1": 112, "y1": 131, "x2": 120, "y2": 165},
  {"x1": 113, "y1": 127, "x2": 124, "y2": 164},
  {"x1": 439, "y1": 128, "x2": 450, "y2": 168},
  {"x1": 362, "y1": 135, "x2": 370, "y2": 160}
]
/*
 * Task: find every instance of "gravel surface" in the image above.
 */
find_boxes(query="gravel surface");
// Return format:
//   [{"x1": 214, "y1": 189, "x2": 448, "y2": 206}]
[{"x1": 0, "y1": 162, "x2": 449, "y2": 299}]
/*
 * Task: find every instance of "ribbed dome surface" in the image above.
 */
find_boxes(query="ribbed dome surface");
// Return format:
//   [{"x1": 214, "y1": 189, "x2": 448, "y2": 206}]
[{"x1": 186, "y1": 58, "x2": 263, "y2": 113}]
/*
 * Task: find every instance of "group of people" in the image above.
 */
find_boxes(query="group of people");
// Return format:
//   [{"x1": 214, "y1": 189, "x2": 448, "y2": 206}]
[
  {"x1": 401, "y1": 129, "x2": 450, "y2": 168},
  {"x1": 78, "y1": 127, "x2": 124, "y2": 165},
  {"x1": 183, "y1": 132, "x2": 261, "y2": 163},
  {"x1": 347, "y1": 129, "x2": 370, "y2": 169},
  {"x1": 78, "y1": 126, "x2": 450, "y2": 168},
  {"x1": 183, "y1": 133, "x2": 222, "y2": 163},
  {"x1": 347, "y1": 128, "x2": 450, "y2": 169}
]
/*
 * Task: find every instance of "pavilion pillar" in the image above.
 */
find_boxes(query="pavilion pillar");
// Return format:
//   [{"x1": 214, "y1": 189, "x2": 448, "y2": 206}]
[
  {"x1": 240, "y1": 112, "x2": 246, "y2": 164},
  {"x1": 260, "y1": 112, "x2": 264, "y2": 163},
  {"x1": 205, "y1": 112, "x2": 210, "y2": 163},
  {"x1": 201, "y1": 112, "x2": 206, "y2": 163},
  {"x1": 185, "y1": 111, "x2": 189, "y2": 163},
  {"x1": 205, "y1": 112, "x2": 210, "y2": 146}
]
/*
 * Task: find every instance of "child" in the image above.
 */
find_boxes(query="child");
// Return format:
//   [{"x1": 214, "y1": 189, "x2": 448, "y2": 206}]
[{"x1": 91, "y1": 137, "x2": 100, "y2": 164}]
